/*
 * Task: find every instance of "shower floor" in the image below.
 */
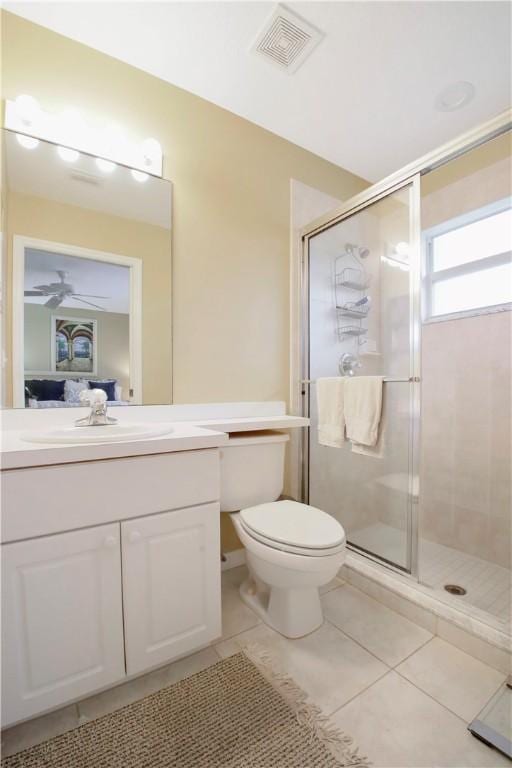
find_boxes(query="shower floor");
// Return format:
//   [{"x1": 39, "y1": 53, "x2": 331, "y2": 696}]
[{"x1": 349, "y1": 523, "x2": 511, "y2": 628}]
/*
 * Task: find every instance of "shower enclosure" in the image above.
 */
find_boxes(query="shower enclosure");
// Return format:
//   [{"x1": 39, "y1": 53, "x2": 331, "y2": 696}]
[{"x1": 300, "y1": 120, "x2": 511, "y2": 636}]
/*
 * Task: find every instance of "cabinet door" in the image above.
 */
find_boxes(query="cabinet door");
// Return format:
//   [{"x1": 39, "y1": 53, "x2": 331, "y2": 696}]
[
  {"x1": 122, "y1": 503, "x2": 221, "y2": 676},
  {"x1": 1, "y1": 524, "x2": 125, "y2": 727}
]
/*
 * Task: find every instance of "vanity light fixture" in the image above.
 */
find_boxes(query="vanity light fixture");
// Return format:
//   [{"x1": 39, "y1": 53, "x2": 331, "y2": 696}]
[
  {"x1": 5, "y1": 95, "x2": 163, "y2": 177},
  {"x1": 57, "y1": 146, "x2": 80, "y2": 163},
  {"x1": 95, "y1": 158, "x2": 116, "y2": 174},
  {"x1": 131, "y1": 169, "x2": 149, "y2": 183},
  {"x1": 15, "y1": 134, "x2": 39, "y2": 150},
  {"x1": 13, "y1": 94, "x2": 42, "y2": 131}
]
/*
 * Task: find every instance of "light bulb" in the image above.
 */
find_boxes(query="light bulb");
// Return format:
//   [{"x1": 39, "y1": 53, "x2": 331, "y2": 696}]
[
  {"x1": 57, "y1": 146, "x2": 80, "y2": 163},
  {"x1": 95, "y1": 157, "x2": 116, "y2": 174},
  {"x1": 16, "y1": 134, "x2": 39, "y2": 150},
  {"x1": 131, "y1": 169, "x2": 149, "y2": 183},
  {"x1": 14, "y1": 94, "x2": 41, "y2": 128}
]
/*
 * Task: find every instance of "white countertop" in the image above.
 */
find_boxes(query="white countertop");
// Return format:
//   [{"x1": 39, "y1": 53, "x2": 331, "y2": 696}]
[
  {"x1": 0, "y1": 423, "x2": 230, "y2": 470},
  {"x1": 193, "y1": 415, "x2": 309, "y2": 432},
  {"x1": 1, "y1": 406, "x2": 309, "y2": 470}
]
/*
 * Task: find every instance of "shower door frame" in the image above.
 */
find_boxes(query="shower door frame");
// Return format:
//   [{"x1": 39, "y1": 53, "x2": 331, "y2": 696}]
[
  {"x1": 300, "y1": 176, "x2": 422, "y2": 577},
  {"x1": 296, "y1": 108, "x2": 512, "y2": 579}
]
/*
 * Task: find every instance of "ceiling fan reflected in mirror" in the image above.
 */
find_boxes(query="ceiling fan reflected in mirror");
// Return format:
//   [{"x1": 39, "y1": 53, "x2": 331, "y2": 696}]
[{"x1": 24, "y1": 270, "x2": 110, "y2": 311}]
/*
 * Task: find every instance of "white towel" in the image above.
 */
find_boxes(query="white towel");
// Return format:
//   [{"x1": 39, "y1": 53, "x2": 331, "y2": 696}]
[
  {"x1": 316, "y1": 377, "x2": 345, "y2": 448},
  {"x1": 350, "y1": 387, "x2": 386, "y2": 458},
  {"x1": 344, "y1": 376, "x2": 383, "y2": 447},
  {"x1": 351, "y1": 411, "x2": 386, "y2": 457}
]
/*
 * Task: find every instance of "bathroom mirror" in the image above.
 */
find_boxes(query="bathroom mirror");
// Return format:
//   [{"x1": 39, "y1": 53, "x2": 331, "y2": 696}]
[{"x1": 1, "y1": 128, "x2": 172, "y2": 408}]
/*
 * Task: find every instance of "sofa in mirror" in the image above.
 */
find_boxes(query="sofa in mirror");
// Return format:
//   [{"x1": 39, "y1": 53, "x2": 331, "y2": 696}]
[{"x1": 1, "y1": 128, "x2": 172, "y2": 408}]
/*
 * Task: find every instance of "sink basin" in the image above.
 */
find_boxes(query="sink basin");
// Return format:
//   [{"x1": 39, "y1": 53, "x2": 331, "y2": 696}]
[{"x1": 21, "y1": 423, "x2": 175, "y2": 445}]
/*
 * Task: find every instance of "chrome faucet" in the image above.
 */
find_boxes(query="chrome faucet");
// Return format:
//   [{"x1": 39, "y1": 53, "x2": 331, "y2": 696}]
[{"x1": 75, "y1": 388, "x2": 118, "y2": 427}]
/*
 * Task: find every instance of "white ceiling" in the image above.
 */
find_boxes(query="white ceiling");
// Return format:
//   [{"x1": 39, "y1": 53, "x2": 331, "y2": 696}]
[
  {"x1": 25, "y1": 248, "x2": 130, "y2": 314},
  {"x1": 5, "y1": 2, "x2": 511, "y2": 181},
  {"x1": 4, "y1": 130, "x2": 172, "y2": 229}
]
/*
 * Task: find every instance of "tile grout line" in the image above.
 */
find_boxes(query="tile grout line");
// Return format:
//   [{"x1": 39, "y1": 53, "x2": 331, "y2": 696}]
[
  {"x1": 321, "y1": 585, "x2": 435, "y2": 669},
  {"x1": 391, "y1": 634, "x2": 435, "y2": 669},
  {"x1": 322, "y1": 616, "x2": 395, "y2": 669},
  {"x1": 391, "y1": 665, "x2": 491, "y2": 728},
  {"x1": 324, "y1": 667, "x2": 393, "y2": 720},
  {"x1": 332, "y1": 578, "x2": 438, "y2": 636}
]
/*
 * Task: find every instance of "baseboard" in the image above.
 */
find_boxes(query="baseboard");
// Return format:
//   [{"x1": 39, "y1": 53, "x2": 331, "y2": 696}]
[{"x1": 221, "y1": 548, "x2": 246, "y2": 571}]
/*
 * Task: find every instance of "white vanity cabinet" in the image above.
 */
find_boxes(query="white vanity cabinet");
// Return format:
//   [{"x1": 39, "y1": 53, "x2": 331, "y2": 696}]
[
  {"x1": 122, "y1": 503, "x2": 221, "y2": 675},
  {"x1": 1, "y1": 523, "x2": 125, "y2": 726},
  {"x1": 1, "y1": 448, "x2": 223, "y2": 728}
]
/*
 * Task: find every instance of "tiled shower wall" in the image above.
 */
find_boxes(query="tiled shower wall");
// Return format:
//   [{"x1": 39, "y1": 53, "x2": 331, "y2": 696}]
[
  {"x1": 419, "y1": 134, "x2": 511, "y2": 571},
  {"x1": 420, "y1": 311, "x2": 511, "y2": 569}
]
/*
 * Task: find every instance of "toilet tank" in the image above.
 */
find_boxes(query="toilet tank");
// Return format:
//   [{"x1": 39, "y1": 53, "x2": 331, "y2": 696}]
[{"x1": 220, "y1": 431, "x2": 290, "y2": 512}]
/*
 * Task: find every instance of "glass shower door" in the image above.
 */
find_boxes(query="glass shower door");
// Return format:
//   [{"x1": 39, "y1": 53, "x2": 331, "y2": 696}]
[{"x1": 305, "y1": 181, "x2": 419, "y2": 572}]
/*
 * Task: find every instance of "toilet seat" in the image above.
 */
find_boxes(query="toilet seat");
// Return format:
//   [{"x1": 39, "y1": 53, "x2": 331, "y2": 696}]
[{"x1": 239, "y1": 500, "x2": 346, "y2": 558}]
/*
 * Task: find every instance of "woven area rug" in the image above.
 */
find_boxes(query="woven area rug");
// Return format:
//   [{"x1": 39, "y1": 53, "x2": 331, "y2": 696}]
[{"x1": 2, "y1": 649, "x2": 369, "y2": 768}]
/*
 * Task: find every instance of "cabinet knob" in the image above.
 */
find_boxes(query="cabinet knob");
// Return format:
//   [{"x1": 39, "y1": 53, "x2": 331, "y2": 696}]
[
  {"x1": 128, "y1": 530, "x2": 141, "y2": 543},
  {"x1": 103, "y1": 536, "x2": 117, "y2": 549}
]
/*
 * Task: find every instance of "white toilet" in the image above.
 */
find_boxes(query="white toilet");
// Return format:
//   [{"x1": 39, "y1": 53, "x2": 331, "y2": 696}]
[{"x1": 220, "y1": 431, "x2": 346, "y2": 638}]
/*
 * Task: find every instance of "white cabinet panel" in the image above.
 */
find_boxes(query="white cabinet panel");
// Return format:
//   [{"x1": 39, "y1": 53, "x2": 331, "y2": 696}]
[
  {"x1": 1, "y1": 524, "x2": 125, "y2": 727},
  {"x1": 122, "y1": 504, "x2": 221, "y2": 675},
  {"x1": 1, "y1": 450, "x2": 220, "y2": 543}
]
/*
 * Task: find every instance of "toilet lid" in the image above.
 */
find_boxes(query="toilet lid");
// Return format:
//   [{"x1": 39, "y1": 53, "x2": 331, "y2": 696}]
[{"x1": 240, "y1": 500, "x2": 345, "y2": 551}]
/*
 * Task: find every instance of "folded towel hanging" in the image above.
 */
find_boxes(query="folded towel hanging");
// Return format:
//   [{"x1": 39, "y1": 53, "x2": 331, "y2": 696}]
[
  {"x1": 351, "y1": 389, "x2": 386, "y2": 458},
  {"x1": 344, "y1": 376, "x2": 384, "y2": 448},
  {"x1": 316, "y1": 377, "x2": 345, "y2": 448}
]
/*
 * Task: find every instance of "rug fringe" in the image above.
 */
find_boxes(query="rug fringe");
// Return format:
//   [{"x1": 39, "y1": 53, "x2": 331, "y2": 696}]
[{"x1": 243, "y1": 643, "x2": 371, "y2": 768}]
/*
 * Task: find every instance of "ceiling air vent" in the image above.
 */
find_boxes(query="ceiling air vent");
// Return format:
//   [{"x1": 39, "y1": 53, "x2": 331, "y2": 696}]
[{"x1": 252, "y1": 5, "x2": 323, "y2": 74}]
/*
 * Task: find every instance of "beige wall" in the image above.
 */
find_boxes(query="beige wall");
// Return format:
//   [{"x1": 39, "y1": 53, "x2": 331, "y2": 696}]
[
  {"x1": 421, "y1": 312, "x2": 511, "y2": 569},
  {"x1": 1, "y1": 11, "x2": 367, "y2": 411},
  {"x1": 6, "y1": 190, "x2": 172, "y2": 405},
  {"x1": 420, "y1": 133, "x2": 512, "y2": 569},
  {"x1": 24, "y1": 304, "x2": 129, "y2": 393}
]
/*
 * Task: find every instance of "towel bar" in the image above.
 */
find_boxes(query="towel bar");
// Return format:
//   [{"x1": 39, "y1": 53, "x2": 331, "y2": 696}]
[{"x1": 301, "y1": 377, "x2": 420, "y2": 384}]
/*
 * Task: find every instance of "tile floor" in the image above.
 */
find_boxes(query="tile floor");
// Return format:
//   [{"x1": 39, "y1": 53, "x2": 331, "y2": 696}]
[{"x1": 2, "y1": 566, "x2": 510, "y2": 767}]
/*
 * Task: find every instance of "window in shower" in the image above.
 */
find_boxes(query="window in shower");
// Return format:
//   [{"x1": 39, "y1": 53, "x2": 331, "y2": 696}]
[{"x1": 423, "y1": 199, "x2": 512, "y2": 321}]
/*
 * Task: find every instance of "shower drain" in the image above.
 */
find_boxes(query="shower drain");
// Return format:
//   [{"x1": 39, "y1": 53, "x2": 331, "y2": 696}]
[{"x1": 444, "y1": 584, "x2": 467, "y2": 596}]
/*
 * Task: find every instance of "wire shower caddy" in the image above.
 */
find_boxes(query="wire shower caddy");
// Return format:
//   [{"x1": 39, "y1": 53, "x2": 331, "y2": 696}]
[{"x1": 334, "y1": 248, "x2": 371, "y2": 343}]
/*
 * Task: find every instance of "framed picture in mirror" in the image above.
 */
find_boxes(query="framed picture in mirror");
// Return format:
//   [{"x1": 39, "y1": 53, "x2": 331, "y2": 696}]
[{"x1": 51, "y1": 316, "x2": 97, "y2": 375}]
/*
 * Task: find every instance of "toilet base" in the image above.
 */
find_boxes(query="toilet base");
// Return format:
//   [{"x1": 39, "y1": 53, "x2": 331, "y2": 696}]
[{"x1": 239, "y1": 577, "x2": 323, "y2": 639}]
